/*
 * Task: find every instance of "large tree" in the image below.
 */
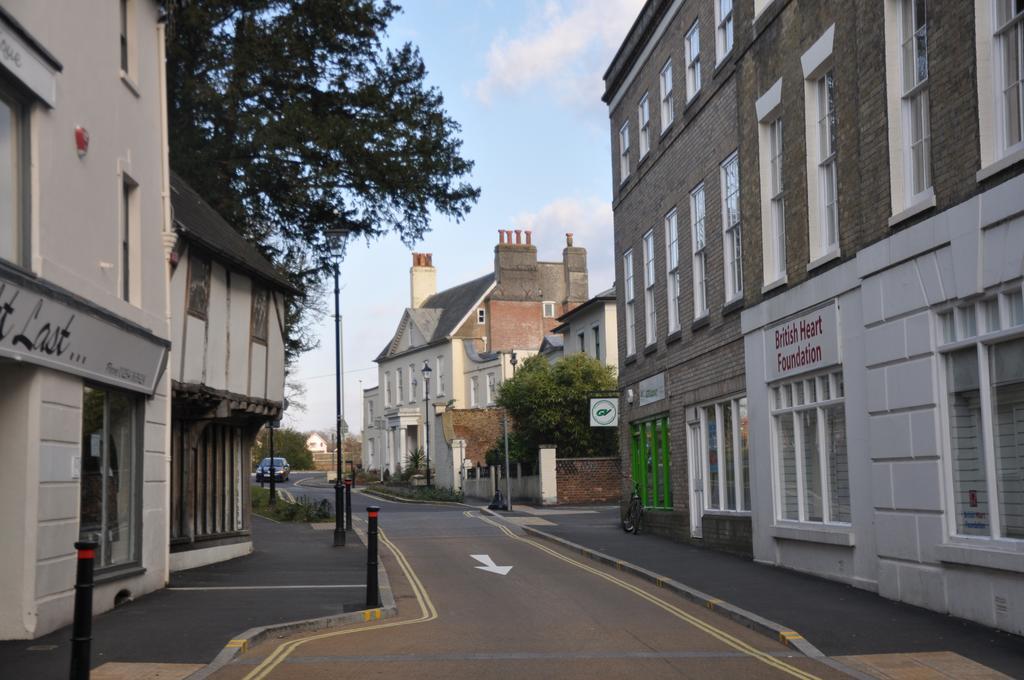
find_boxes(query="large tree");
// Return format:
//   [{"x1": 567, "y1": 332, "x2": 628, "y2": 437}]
[
  {"x1": 166, "y1": 1, "x2": 480, "y2": 361},
  {"x1": 252, "y1": 427, "x2": 315, "y2": 469},
  {"x1": 494, "y1": 354, "x2": 619, "y2": 463}
]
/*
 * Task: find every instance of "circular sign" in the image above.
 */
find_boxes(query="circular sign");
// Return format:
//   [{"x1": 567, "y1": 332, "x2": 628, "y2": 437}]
[{"x1": 591, "y1": 398, "x2": 618, "y2": 426}]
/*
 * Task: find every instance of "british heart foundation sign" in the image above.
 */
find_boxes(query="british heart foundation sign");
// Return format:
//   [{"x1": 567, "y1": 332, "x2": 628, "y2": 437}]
[{"x1": 765, "y1": 302, "x2": 840, "y2": 382}]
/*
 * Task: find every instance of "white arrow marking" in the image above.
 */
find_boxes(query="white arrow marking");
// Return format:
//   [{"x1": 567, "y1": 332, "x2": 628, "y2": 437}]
[{"x1": 470, "y1": 554, "x2": 513, "y2": 576}]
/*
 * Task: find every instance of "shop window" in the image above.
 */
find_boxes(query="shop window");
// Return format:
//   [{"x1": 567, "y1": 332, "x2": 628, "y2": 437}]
[
  {"x1": 251, "y1": 287, "x2": 269, "y2": 343},
  {"x1": 630, "y1": 416, "x2": 672, "y2": 509},
  {"x1": 80, "y1": 386, "x2": 140, "y2": 568},
  {"x1": 692, "y1": 397, "x2": 750, "y2": 513},
  {"x1": 186, "y1": 255, "x2": 211, "y2": 318},
  {"x1": 772, "y1": 370, "x2": 849, "y2": 524},
  {"x1": 939, "y1": 288, "x2": 1024, "y2": 540}
]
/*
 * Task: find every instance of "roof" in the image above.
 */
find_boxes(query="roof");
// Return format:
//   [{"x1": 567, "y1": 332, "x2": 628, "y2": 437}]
[
  {"x1": 170, "y1": 171, "x2": 297, "y2": 293},
  {"x1": 539, "y1": 334, "x2": 564, "y2": 355},
  {"x1": 376, "y1": 272, "x2": 495, "y2": 362},
  {"x1": 552, "y1": 286, "x2": 616, "y2": 333}
]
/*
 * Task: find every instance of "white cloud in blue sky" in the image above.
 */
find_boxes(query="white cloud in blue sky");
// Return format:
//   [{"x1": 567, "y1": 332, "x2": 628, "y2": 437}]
[{"x1": 286, "y1": 0, "x2": 641, "y2": 434}]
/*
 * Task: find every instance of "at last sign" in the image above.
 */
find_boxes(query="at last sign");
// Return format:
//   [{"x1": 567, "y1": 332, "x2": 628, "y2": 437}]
[{"x1": 590, "y1": 398, "x2": 619, "y2": 427}]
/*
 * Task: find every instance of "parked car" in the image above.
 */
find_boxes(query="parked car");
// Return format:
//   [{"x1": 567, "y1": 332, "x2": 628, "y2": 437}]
[{"x1": 255, "y1": 457, "x2": 290, "y2": 482}]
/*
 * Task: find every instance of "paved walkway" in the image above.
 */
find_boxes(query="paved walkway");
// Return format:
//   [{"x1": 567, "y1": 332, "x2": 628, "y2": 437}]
[
  {"x1": 509, "y1": 505, "x2": 1024, "y2": 678},
  {"x1": 0, "y1": 515, "x2": 367, "y2": 679}
]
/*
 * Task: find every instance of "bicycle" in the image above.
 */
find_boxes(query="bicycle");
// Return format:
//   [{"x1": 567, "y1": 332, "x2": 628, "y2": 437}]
[{"x1": 621, "y1": 482, "x2": 643, "y2": 534}]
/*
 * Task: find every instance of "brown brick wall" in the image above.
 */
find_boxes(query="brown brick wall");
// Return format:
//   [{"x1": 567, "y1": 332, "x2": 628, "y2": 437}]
[
  {"x1": 556, "y1": 457, "x2": 623, "y2": 504},
  {"x1": 451, "y1": 408, "x2": 505, "y2": 466}
]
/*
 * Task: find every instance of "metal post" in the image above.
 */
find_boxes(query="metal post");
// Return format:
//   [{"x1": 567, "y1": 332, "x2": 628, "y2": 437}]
[
  {"x1": 333, "y1": 258, "x2": 346, "y2": 547},
  {"x1": 424, "y1": 375, "x2": 431, "y2": 487},
  {"x1": 268, "y1": 424, "x2": 276, "y2": 507},
  {"x1": 70, "y1": 541, "x2": 97, "y2": 680},
  {"x1": 344, "y1": 478, "x2": 353, "y2": 531},
  {"x1": 505, "y1": 351, "x2": 517, "y2": 512},
  {"x1": 366, "y1": 506, "x2": 381, "y2": 607}
]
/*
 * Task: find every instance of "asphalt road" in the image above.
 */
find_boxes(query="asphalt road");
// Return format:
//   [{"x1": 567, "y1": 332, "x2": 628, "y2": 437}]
[{"x1": 212, "y1": 490, "x2": 856, "y2": 680}]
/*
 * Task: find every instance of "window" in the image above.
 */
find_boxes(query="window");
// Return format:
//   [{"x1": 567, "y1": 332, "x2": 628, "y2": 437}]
[
  {"x1": 624, "y1": 249, "x2": 636, "y2": 355},
  {"x1": 686, "y1": 21, "x2": 702, "y2": 100},
  {"x1": 121, "y1": 176, "x2": 137, "y2": 303},
  {"x1": 690, "y1": 185, "x2": 708, "y2": 318},
  {"x1": 477, "y1": 308, "x2": 486, "y2": 324},
  {"x1": 643, "y1": 229, "x2": 657, "y2": 344},
  {"x1": 694, "y1": 397, "x2": 750, "y2": 512},
  {"x1": 397, "y1": 368, "x2": 404, "y2": 404},
  {"x1": 773, "y1": 371, "x2": 850, "y2": 524},
  {"x1": 367, "y1": 399, "x2": 374, "y2": 421},
  {"x1": 997, "y1": 0, "x2": 1024, "y2": 153},
  {"x1": 715, "y1": 0, "x2": 734, "y2": 63},
  {"x1": 487, "y1": 373, "x2": 497, "y2": 405},
  {"x1": 593, "y1": 325, "x2": 602, "y2": 362},
  {"x1": 630, "y1": 416, "x2": 672, "y2": 509},
  {"x1": 186, "y1": 255, "x2": 211, "y2": 318},
  {"x1": 660, "y1": 60, "x2": 674, "y2": 131},
  {"x1": 900, "y1": 0, "x2": 931, "y2": 200},
  {"x1": 0, "y1": 88, "x2": 28, "y2": 266},
  {"x1": 577, "y1": 330, "x2": 586, "y2": 354},
  {"x1": 470, "y1": 376, "x2": 479, "y2": 407},
  {"x1": 119, "y1": 0, "x2": 130, "y2": 72},
  {"x1": 816, "y1": 72, "x2": 839, "y2": 253},
  {"x1": 436, "y1": 356, "x2": 445, "y2": 396},
  {"x1": 543, "y1": 301, "x2": 556, "y2": 318},
  {"x1": 384, "y1": 372, "x2": 392, "y2": 407},
  {"x1": 939, "y1": 290, "x2": 1024, "y2": 540},
  {"x1": 408, "y1": 363, "x2": 416, "y2": 402},
  {"x1": 251, "y1": 287, "x2": 269, "y2": 343},
  {"x1": 665, "y1": 209, "x2": 680, "y2": 333},
  {"x1": 80, "y1": 386, "x2": 140, "y2": 568},
  {"x1": 721, "y1": 153, "x2": 742, "y2": 302},
  {"x1": 759, "y1": 109, "x2": 786, "y2": 284},
  {"x1": 638, "y1": 94, "x2": 651, "y2": 159},
  {"x1": 619, "y1": 121, "x2": 630, "y2": 182}
]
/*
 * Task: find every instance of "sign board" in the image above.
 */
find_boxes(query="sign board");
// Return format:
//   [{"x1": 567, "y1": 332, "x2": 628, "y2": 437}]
[
  {"x1": 0, "y1": 272, "x2": 168, "y2": 394},
  {"x1": 0, "y1": 17, "x2": 57, "y2": 107},
  {"x1": 765, "y1": 302, "x2": 840, "y2": 382},
  {"x1": 589, "y1": 398, "x2": 618, "y2": 427},
  {"x1": 637, "y1": 372, "x2": 666, "y2": 407}
]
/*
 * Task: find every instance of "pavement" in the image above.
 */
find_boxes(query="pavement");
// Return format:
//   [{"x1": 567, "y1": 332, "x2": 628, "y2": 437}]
[
  {"x1": 0, "y1": 473, "x2": 368, "y2": 680},
  {"x1": 498, "y1": 504, "x2": 1024, "y2": 678}
]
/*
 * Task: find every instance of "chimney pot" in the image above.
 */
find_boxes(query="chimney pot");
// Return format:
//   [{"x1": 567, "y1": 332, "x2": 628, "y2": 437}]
[
  {"x1": 566, "y1": 232, "x2": 574, "y2": 247},
  {"x1": 525, "y1": 230, "x2": 532, "y2": 245},
  {"x1": 515, "y1": 229, "x2": 522, "y2": 245},
  {"x1": 498, "y1": 230, "x2": 504, "y2": 245}
]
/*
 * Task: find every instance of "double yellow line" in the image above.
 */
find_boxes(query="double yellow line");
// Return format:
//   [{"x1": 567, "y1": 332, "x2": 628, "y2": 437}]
[
  {"x1": 241, "y1": 528, "x2": 438, "y2": 680},
  {"x1": 471, "y1": 512, "x2": 821, "y2": 680}
]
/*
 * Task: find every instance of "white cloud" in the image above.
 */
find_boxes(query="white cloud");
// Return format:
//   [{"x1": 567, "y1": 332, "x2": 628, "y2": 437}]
[
  {"x1": 512, "y1": 195, "x2": 615, "y2": 293},
  {"x1": 475, "y1": 0, "x2": 644, "y2": 107}
]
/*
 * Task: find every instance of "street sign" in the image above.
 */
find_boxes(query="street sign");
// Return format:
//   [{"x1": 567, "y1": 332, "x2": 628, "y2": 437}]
[
  {"x1": 470, "y1": 554, "x2": 512, "y2": 575},
  {"x1": 590, "y1": 398, "x2": 619, "y2": 427}
]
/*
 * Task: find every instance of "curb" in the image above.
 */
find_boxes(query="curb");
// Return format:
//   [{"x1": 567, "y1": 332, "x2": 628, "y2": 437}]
[
  {"x1": 516, "y1": 523, "x2": 826, "y2": 660},
  {"x1": 361, "y1": 488, "x2": 472, "y2": 508},
  {"x1": 185, "y1": 531, "x2": 397, "y2": 679}
]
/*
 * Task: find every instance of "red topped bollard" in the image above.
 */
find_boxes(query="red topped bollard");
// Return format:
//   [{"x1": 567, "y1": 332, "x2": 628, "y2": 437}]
[
  {"x1": 366, "y1": 506, "x2": 380, "y2": 608},
  {"x1": 70, "y1": 541, "x2": 97, "y2": 680}
]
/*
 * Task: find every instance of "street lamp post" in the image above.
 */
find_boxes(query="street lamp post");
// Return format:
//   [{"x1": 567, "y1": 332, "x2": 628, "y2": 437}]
[
  {"x1": 421, "y1": 360, "x2": 432, "y2": 487},
  {"x1": 326, "y1": 227, "x2": 351, "y2": 547},
  {"x1": 502, "y1": 351, "x2": 518, "y2": 512}
]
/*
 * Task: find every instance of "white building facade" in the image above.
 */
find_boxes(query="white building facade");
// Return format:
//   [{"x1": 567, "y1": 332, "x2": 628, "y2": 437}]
[{"x1": 0, "y1": 1, "x2": 172, "y2": 638}]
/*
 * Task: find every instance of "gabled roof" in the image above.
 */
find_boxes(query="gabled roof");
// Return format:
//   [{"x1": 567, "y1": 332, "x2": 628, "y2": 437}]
[
  {"x1": 376, "y1": 272, "x2": 495, "y2": 362},
  {"x1": 170, "y1": 171, "x2": 296, "y2": 293},
  {"x1": 552, "y1": 286, "x2": 616, "y2": 334}
]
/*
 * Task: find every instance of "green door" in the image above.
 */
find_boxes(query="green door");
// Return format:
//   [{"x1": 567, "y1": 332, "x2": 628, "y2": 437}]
[{"x1": 630, "y1": 416, "x2": 672, "y2": 509}]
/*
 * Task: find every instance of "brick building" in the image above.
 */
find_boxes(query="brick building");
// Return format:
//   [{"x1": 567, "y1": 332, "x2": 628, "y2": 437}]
[
  {"x1": 609, "y1": 0, "x2": 1024, "y2": 635},
  {"x1": 363, "y1": 231, "x2": 589, "y2": 487}
]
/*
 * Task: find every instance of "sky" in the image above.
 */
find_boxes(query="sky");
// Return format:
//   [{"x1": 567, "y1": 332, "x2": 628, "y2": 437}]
[{"x1": 286, "y1": 0, "x2": 644, "y2": 435}]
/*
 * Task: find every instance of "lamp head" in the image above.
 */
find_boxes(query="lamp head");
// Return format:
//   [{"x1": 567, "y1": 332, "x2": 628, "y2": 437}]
[
  {"x1": 421, "y1": 359, "x2": 432, "y2": 377},
  {"x1": 510, "y1": 351, "x2": 518, "y2": 367}
]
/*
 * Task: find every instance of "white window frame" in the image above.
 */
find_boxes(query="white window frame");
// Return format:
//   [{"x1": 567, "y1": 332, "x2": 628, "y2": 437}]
[
  {"x1": 593, "y1": 324, "x2": 602, "y2": 363},
  {"x1": 0, "y1": 86, "x2": 29, "y2": 268},
  {"x1": 397, "y1": 368, "x2": 404, "y2": 404},
  {"x1": 936, "y1": 286, "x2": 1024, "y2": 544},
  {"x1": 720, "y1": 153, "x2": 742, "y2": 303},
  {"x1": 690, "y1": 184, "x2": 708, "y2": 319},
  {"x1": 477, "y1": 308, "x2": 486, "y2": 324},
  {"x1": 486, "y1": 373, "x2": 496, "y2": 406},
  {"x1": 470, "y1": 375, "x2": 479, "y2": 408},
  {"x1": 543, "y1": 301, "x2": 556, "y2": 318},
  {"x1": 715, "y1": 0, "x2": 734, "y2": 65},
  {"x1": 619, "y1": 121, "x2": 630, "y2": 183},
  {"x1": 686, "y1": 21, "x2": 702, "y2": 101},
  {"x1": 384, "y1": 372, "x2": 392, "y2": 407},
  {"x1": 624, "y1": 249, "x2": 636, "y2": 355},
  {"x1": 802, "y1": 26, "x2": 839, "y2": 265},
  {"x1": 638, "y1": 94, "x2": 651, "y2": 159},
  {"x1": 665, "y1": 209, "x2": 680, "y2": 334},
  {"x1": 995, "y1": 1, "x2": 1024, "y2": 159},
  {"x1": 660, "y1": 59, "x2": 674, "y2": 131},
  {"x1": 692, "y1": 396, "x2": 750, "y2": 514},
  {"x1": 771, "y1": 370, "x2": 850, "y2": 525},
  {"x1": 643, "y1": 229, "x2": 657, "y2": 345},
  {"x1": 408, "y1": 363, "x2": 416, "y2": 403},
  {"x1": 816, "y1": 73, "x2": 839, "y2": 255},
  {"x1": 120, "y1": 174, "x2": 138, "y2": 304},
  {"x1": 435, "y1": 356, "x2": 445, "y2": 396},
  {"x1": 756, "y1": 79, "x2": 786, "y2": 288}
]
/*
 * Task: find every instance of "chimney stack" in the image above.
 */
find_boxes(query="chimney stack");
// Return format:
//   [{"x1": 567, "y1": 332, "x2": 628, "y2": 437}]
[{"x1": 410, "y1": 252, "x2": 436, "y2": 308}]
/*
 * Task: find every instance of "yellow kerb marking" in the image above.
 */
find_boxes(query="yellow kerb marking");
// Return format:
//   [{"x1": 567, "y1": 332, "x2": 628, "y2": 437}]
[
  {"x1": 780, "y1": 631, "x2": 804, "y2": 641},
  {"x1": 706, "y1": 598, "x2": 723, "y2": 609},
  {"x1": 226, "y1": 640, "x2": 248, "y2": 651}
]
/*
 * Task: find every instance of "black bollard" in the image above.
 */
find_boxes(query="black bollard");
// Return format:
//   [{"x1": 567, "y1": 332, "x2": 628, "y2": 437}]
[
  {"x1": 366, "y1": 506, "x2": 380, "y2": 608},
  {"x1": 344, "y1": 478, "x2": 353, "y2": 531},
  {"x1": 70, "y1": 541, "x2": 97, "y2": 680}
]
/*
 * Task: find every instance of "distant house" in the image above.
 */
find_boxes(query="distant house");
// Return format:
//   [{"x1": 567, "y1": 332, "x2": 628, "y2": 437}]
[
  {"x1": 551, "y1": 286, "x2": 618, "y2": 369},
  {"x1": 363, "y1": 231, "x2": 590, "y2": 487},
  {"x1": 306, "y1": 432, "x2": 335, "y2": 471},
  {"x1": 306, "y1": 432, "x2": 330, "y2": 455},
  {"x1": 167, "y1": 172, "x2": 295, "y2": 571}
]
